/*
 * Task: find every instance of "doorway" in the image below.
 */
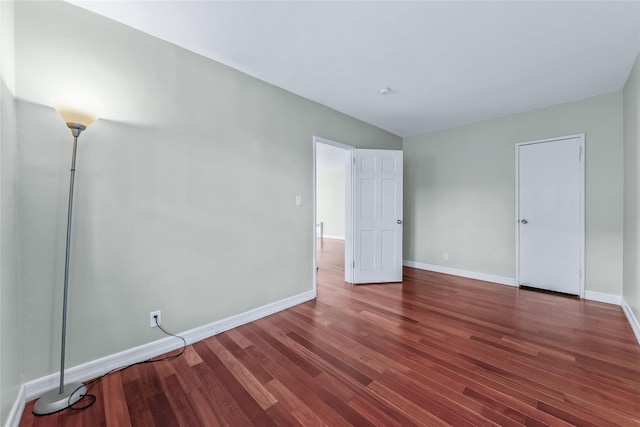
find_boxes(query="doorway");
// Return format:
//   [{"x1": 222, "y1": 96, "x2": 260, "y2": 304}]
[
  {"x1": 313, "y1": 138, "x2": 404, "y2": 288},
  {"x1": 516, "y1": 134, "x2": 585, "y2": 296},
  {"x1": 314, "y1": 137, "x2": 353, "y2": 287}
]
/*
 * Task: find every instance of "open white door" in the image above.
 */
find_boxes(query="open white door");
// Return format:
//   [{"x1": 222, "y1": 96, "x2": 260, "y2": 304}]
[
  {"x1": 352, "y1": 149, "x2": 403, "y2": 283},
  {"x1": 516, "y1": 134, "x2": 584, "y2": 296}
]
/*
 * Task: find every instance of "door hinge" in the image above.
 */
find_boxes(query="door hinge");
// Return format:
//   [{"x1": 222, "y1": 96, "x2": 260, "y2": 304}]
[
  {"x1": 579, "y1": 146, "x2": 583, "y2": 162},
  {"x1": 579, "y1": 269, "x2": 582, "y2": 280},
  {"x1": 353, "y1": 260, "x2": 355, "y2": 268}
]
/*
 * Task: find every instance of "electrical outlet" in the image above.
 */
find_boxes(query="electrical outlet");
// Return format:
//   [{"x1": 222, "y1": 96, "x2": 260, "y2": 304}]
[
  {"x1": 150, "y1": 310, "x2": 161, "y2": 327},
  {"x1": 443, "y1": 252, "x2": 449, "y2": 261}
]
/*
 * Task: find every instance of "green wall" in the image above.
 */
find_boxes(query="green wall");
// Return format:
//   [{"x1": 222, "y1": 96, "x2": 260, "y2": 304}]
[
  {"x1": 1, "y1": 0, "x2": 22, "y2": 424},
  {"x1": 624, "y1": 53, "x2": 640, "y2": 327},
  {"x1": 14, "y1": 1, "x2": 401, "y2": 384},
  {"x1": 403, "y1": 92, "x2": 624, "y2": 295}
]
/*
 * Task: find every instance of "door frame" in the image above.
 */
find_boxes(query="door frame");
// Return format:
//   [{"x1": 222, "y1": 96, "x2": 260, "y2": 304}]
[
  {"x1": 515, "y1": 133, "x2": 585, "y2": 297},
  {"x1": 313, "y1": 136, "x2": 355, "y2": 292}
]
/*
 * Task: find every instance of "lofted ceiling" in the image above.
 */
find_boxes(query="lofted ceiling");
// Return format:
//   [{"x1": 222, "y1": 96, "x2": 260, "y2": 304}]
[{"x1": 68, "y1": 1, "x2": 640, "y2": 137}]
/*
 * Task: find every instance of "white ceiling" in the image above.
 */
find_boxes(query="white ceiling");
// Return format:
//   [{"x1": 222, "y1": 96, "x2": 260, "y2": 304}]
[{"x1": 68, "y1": 1, "x2": 640, "y2": 137}]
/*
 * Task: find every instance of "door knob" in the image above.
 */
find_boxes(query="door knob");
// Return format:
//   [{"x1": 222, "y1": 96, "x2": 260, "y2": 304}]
[
  {"x1": 520, "y1": 219, "x2": 528, "y2": 224},
  {"x1": 397, "y1": 219, "x2": 403, "y2": 224}
]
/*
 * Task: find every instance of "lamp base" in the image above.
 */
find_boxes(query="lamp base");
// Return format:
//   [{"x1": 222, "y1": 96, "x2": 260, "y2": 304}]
[{"x1": 32, "y1": 382, "x2": 87, "y2": 415}]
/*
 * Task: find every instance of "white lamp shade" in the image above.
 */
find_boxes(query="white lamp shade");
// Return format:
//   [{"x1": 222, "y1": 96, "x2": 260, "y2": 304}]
[{"x1": 56, "y1": 107, "x2": 98, "y2": 127}]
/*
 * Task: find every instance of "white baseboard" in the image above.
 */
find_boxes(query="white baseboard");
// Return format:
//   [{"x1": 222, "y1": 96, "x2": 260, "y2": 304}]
[
  {"x1": 404, "y1": 260, "x2": 628, "y2": 304},
  {"x1": 622, "y1": 297, "x2": 640, "y2": 346},
  {"x1": 20, "y1": 289, "x2": 316, "y2": 405},
  {"x1": 403, "y1": 260, "x2": 516, "y2": 287},
  {"x1": 5, "y1": 385, "x2": 26, "y2": 427},
  {"x1": 584, "y1": 290, "x2": 622, "y2": 305}
]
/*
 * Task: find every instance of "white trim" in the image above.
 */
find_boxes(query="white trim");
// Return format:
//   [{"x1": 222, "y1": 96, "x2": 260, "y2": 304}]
[
  {"x1": 4, "y1": 385, "x2": 26, "y2": 427},
  {"x1": 21, "y1": 290, "x2": 315, "y2": 403},
  {"x1": 313, "y1": 138, "x2": 318, "y2": 290},
  {"x1": 515, "y1": 133, "x2": 586, "y2": 297},
  {"x1": 584, "y1": 290, "x2": 622, "y2": 305},
  {"x1": 403, "y1": 260, "x2": 516, "y2": 287},
  {"x1": 345, "y1": 147, "x2": 354, "y2": 283},
  {"x1": 622, "y1": 297, "x2": 640, "y2": 346},
  {"x1": 321, "y1": 234, "x2": 345, "y2": 240}
]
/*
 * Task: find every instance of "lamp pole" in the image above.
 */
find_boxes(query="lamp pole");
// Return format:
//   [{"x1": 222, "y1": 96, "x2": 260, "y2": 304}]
[{"x1": 33, "y1": 122, "x2": 89, "y2": 415}]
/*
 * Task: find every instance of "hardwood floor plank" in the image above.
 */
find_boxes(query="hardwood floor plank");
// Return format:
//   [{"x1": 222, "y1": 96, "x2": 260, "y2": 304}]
[
  {"x1": 55, "y1": 409, "x2": 83, "y2": 427},
  {"x1": 239, "y1": 323, "x2": 371, "y2": 426},
  {"x1": 462, "y1": 387, "x2": 528, "y2": 425},
  {"x1": 382, "y1": 364, "x2": 525, "y2": 426},
  {"x1": 264, "y1": 314, "x2": 422, "y2": 426},
  {"x1": 166, "y1": 350, "x2": 208, "y2": 398},
  {"x1": 377, "y1": 369, "x2": 488, "y2": 426},
  {"x1": 185, "y1": 387, "x2": 227, "y2": 427},
  {"x1": 146, "y1": 392, "x2": 180, "y2": 427},
  {"x1": 285, "y1": 339, "x2": 423, "y2": 426},
  {"x1": 206, "y1": 336, "x2": 278, "y2": 410},
  {"x1": 183, "y1": 345, "x2": 204, "y2": 367},
  {"x1": 243, "y1": 321, "x2": 324, "y2": 378},
  {"x1": 264, "y1": 401, "x2": 304, "y2": 427},
  {"x1": 160, "y1": 374, "x2": 203, "y2": 426},
  {"x1": 80, "y1": 381, "x2": 107, "y2": 427},
  {"x1": 347, "y1": 396, "x2": 405, "y2": 427},
  {"x1": 19, "y1": 238, "x2": 640, "y2": 426},
  {"x1": 536, "y1": 400, "x2": 609, "y2": 427},
  {"x1": 224, "y1": 328, "x2": 254, "y2": 349},
  {"x1": 285, "y1": 331, "x2": 373, "y2": 386},
  {"x1": 121, "y1": 367, "x2": 156, "y2": 427},
  {"x1": 101, "y1": 371, "x2": 132, "y2": 427},
  {"x1": 264, "y1": 379, "x2": 328, "y2": 427},
  {"x1": 366, "y1": 380, "x2": 453, "y2": 426},
  {"x1": 277, "y1": 309, "x2": 392, "y2": 374},
  {"x1": 149, "y1": 354, "x2": 178, "y2": 380},
  {"x1": 193, "y1": 340, "x2": 277, "y2": 426},
  {"x1": 191, "y1": 360, "x2": 254, "y2": 426},
  {"x1": 215, "y1": 332, "x2": 273, "y2": 384},
  {"x1": 17, "y1": 401, "x2": 35, "y2": 427},
  {"x1": 464, "y1": 335, "x2": 640, "y2": 417}
]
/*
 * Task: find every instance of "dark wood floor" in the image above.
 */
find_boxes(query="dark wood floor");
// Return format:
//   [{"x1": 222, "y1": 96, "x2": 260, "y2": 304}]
[{"x1": 21, "y1": 238, "x2": 640, "y2": 426}]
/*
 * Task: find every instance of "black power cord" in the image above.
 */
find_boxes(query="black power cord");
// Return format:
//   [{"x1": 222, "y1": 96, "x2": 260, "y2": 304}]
[{"x1": 67, "y1": 316, "x2": 187, "y2": 411}]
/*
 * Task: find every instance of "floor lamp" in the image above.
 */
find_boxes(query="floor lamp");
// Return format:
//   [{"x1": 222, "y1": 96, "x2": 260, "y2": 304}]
[{"x1": 33, "y1": 110, "x2": 97, "y2": 415}]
